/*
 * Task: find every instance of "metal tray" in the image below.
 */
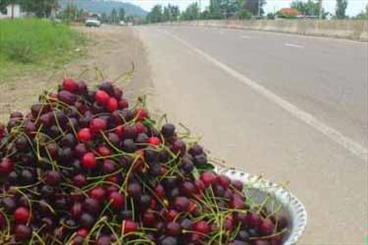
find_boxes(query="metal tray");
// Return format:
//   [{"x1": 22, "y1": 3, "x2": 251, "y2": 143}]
[{"x1": 215, "y1": 167, "x2": 307, "y2": 245}]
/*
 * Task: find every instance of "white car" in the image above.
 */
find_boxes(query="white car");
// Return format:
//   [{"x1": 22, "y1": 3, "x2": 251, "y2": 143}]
[{"x1": 85, "y1": 18, "x2": 101, "y2": 27}]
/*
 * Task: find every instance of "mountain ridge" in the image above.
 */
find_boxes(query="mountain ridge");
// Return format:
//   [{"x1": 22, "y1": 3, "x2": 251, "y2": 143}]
[{"x1": 59, "y1": 0, "x2": 147, "y2": 17}]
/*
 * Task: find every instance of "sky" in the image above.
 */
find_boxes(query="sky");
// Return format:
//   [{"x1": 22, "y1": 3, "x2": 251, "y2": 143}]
[{"x1": 122, "y1": 0, "x2": 368, "y2": 16}]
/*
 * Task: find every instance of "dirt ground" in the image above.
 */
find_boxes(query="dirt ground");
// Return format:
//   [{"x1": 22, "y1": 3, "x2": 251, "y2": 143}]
[{"x1": 0, "y1": 25, "x2": 152, "y2": 122}]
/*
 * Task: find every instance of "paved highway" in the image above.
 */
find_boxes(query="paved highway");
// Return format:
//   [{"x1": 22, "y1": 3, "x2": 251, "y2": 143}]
[{"x1": 136, "y1": 26, "x2": 368, "y2": 244}]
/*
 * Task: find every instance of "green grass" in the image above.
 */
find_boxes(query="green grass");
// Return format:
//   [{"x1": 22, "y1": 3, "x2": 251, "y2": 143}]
[{"x1": 0, "y1": 18, "x2": 85, "y2": 81}]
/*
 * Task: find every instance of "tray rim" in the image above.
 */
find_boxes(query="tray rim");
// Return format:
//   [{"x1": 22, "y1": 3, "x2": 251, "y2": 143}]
[{"x1": 215, "y1": 166, "x2": 308, "y2": 245}]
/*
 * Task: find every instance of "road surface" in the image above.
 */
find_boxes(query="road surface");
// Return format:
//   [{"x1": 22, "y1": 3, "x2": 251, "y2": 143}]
[{"x1": 136, "y1": 26, "x2": 368, "y2": 244}]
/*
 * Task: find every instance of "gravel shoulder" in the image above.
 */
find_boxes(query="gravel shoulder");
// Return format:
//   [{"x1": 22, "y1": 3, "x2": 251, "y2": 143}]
[{"x1": 0, "y1": 25, "x2": 151, "y2": 121}]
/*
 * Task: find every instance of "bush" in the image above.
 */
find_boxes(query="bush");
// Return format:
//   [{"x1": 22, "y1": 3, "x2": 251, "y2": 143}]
[{"x1": 239, "y1": 10, "x2": 252, "y2": 20}]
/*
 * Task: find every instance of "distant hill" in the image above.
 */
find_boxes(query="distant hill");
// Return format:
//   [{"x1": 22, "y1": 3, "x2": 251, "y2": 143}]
[{"x1": 59, "y1": 0, "x2": 147, "y2": 17}]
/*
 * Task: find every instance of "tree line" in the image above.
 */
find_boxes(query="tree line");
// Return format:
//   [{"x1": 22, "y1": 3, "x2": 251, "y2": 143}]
[
  {"x1": 145, "y1": 0, "x2": 367, "y2": 23},
  {"x1": 0, "y1": 0, "x2": 58, "y2": 18}
]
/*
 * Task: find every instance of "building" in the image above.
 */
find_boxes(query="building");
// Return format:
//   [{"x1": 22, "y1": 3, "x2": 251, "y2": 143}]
[{"x1": 0, "y1": 4, "x2": 27, "y2": 19}]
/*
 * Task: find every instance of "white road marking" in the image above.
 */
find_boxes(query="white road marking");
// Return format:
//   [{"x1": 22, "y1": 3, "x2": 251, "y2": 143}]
[
  {"x1": 161, "y1": 30, "x2": 367, "y2": 161},
  {"x1": 285, "y1": 43, "x2": 304, "y2": 49},
  {"x1": 241, "y1": 35, "x2": 251, "y2": 39}
]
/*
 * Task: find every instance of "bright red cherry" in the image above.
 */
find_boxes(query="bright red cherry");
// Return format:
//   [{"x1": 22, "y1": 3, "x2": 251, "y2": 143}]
[
  {"x1": 77, "y1": 128, "x2": 92, "y2": 142},
  {"x1": 95, "y1": 90, "x2": 110, "y2": 105},
  {"x1": 82, "y1": 152, "x2": 97, "y2": 169}
]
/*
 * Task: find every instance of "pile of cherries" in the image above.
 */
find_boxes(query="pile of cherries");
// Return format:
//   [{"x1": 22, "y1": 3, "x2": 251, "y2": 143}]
[{"x1": 0, "y1": 79, "x2": 288, "y2": 244}]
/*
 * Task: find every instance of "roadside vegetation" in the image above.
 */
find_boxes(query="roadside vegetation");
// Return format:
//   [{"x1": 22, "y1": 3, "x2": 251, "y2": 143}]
[
  {"x1": 144, "y1": 0, "x2": 368, "y2": 23},
  {"x1": 0, "y1": 18, "x2": 84, "y2": 82}
]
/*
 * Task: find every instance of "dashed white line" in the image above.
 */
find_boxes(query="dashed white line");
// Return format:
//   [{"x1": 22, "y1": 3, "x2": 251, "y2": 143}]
[
  {"x1": 285, "y1": 43, "x2": 304, "y2": 48},
  {"x1": 241, "y1": 35, "x2": 251, "y2": 39},
  {"x1": 161, "y1": 30, "x2": 367, "y2": 161}
]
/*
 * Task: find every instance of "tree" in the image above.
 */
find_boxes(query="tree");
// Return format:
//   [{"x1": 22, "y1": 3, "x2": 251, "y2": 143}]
[
  {"x1": 291, "y1": 0, "x2": 322, "y2": 16},
  {"x1": 181, "y1": 2, "x2": 200, "y2": 20},
  {"x1": 242, "y1": 0, "x2": 266, "y2": 16},
  {"x1": 209, "y1": 0, "x2": 223, "y2": 19},
  {"x1": 101, "y1": 12, "x2": 108, "y2": 23},
  {"x1": 163, "y1": 5, "x2": 170, "y2": 21},
  {"x1": 110, "y1": 8, "x2": 118, "y2": 24},
  {"x1": 335, "y1": 0, "x2": 347, "y2": 19},
  {"x1": 209, "y1": 0, "x2": 242, "y2": 19},
  {"x1": 169, "y1": 5, "x2": 180, "y2": 21},
  {"x1": 21, "y1": 0, "x2": 58, "y2": 18},
  {"x1": 119, "y1": 7, "x2": 125, "y2": 21},
  {"x1": 146, "y1": 5, "x2": 163, "y2": 23}
]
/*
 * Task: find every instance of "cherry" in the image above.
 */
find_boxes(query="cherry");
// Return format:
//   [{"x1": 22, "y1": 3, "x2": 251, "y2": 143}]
[
  {"x1": 154, "y1": 184, "x2": 165, "y2": 198},
  {"x1": 97, "y1": 236, "x2": 111, "y2": 245},
  {"x1": 166, "y1": 222, "x2": 181, "y2": 236},
  {"x1": 200, "y1": 171, "x2": 217, "y2": 187},
  {"x1": 193, "y1": 221, "x2": 210, "y2": 235},
  {"x1": 189, "y1": 144, "x2": 203, "y2": 156},
  {"x1": 180, "y1": 218, "x2": 193, "y2": 230},
  {"x1": 77, "y1": 128, "x2": 92, "y2": 142},
  {"x1": 166, "y1": 209, "x2": 178, "y2": 222},
  {"x1": 217, "y1": 175, "x2": 231, "y2": 188},
  {"x1": 135, "y1": 108, "x2": 148, "y2": 121},
  {"x1": 89, "y1": 118, "x2": 106, "y2": 133},
  {"x1": 89, "y1": 186, "x2": 106, "y2": 203},
  {"x1": 0, "y1": 157, "x2": 13, "y2": 175},
  {"x1": 139, "y1": 194, "x2": 151, "y2": 209},
  {"x1": 106, "y1": 97, "x2": 118, "y2": 112},
  {"x1": 82, "y1": 152, "x2": 97, "y2": 169},
  {"x1": 174, "y1": 197, "x2": 189, "y2": 212},
  {"x1": 75, "y1": 143, "x2": 88, "y2": 157},
  {"x1": 14, "y1": 207, "x2": 30, "y2": 224},
  {"x1": 231, "y1": 180, "x2": 244, "y2": 191},
  {"x1": 135, "y1": 122, "x2": 146, "y2": 134},
  {"x1": 147, "y1": 137, "x2": 161, "y2": 145},
  {"x1": 71, "y1": 202, "x2": 82, "y2": 218},
  {"x1": 84, "y1": 198, "x2": 100, "y2": 214},
  {"x1": 102, "y1": 159, "x2": 116, "y2": 173},
  {"x1": 95, "y1": 90, "x2": 110, "y2": 105},
  {"x1": 80, "y1": 213, "x2": 95, "y2": 228},
  {"x1": 161, "y1": 123, "x2": 175, "y2": 138},
  {"x1": 122, "y1": 220, "x2": 138, "y2": 234},
  {"x1": 161, "y1": 236, "x2": 178, "y2": 245},
  {"x1": 118, "y1": 98, "x2": 129, "y2": 109},
  {"x1": 73, "y1": 174, "x2": 87, "y2": 187},
  {"x1": 143, "y1": 211, "x2": 156, "y2": 226},
  {"x1": 108, "y1": 192, "x2": 124, "y2": 209},
  {"x1": 230, "y1": 197, "x2": 246, "y2": 209},
  {"x1": 115, "y1": 125, "x2": 124, "y2": 138},
  {"x1": 14, "y1": 224, "x2": 32, "y2": 241},
  {"x1": 253, "y1": 240, "x2": 271, "y2": 245},
  {"x1": 257, "y1": 218, "x2": 275, "y2": 235},
  {"x1": 44, "y1": 170, "x2": 61, "y2": 185},
  {"x1": 76, "y1": 228, "x2": 89, "y2": 237},
  {"x1": 63, "y1": 78, "x2": 78, "y2": 92},
  {"x1": 128, "y1": 183, "x2": 142, "y2": 199},
  {"x1": 245, "y1": 213, "x2": 262, "y2": 229},
  {"x1": 98, "y1": 145, "x2": 112, "y2": 156},
  {"x1": 58, "y1": 90, "x2": 76, "y2": 105},
  {"x1": 236, "y1": 230, "x2": 250, "y2": 241}
]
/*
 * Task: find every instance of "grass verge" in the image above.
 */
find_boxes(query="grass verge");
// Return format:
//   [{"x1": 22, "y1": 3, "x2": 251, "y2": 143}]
[{"x1": 0, "y1": 18, "x2": 85, "y2": 83}]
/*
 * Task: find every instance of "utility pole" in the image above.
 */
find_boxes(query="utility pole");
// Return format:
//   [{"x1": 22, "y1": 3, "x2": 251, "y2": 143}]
[
  {"x1": 319, "y1": 0, "x2": 323, "y2": 19},
  {"x1": 258, "y1": 0, "x2": 261, "y2": 17}
]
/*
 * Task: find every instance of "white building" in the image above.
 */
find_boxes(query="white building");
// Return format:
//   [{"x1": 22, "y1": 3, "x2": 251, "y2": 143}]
[{"x1": 0, "y1": 4, "x2": 27, "y2": 19}]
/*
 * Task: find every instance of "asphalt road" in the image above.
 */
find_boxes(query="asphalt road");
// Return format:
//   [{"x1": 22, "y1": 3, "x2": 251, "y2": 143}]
[{"x1": 136, "y1": 26, "x2": 368, "y2": 244}]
